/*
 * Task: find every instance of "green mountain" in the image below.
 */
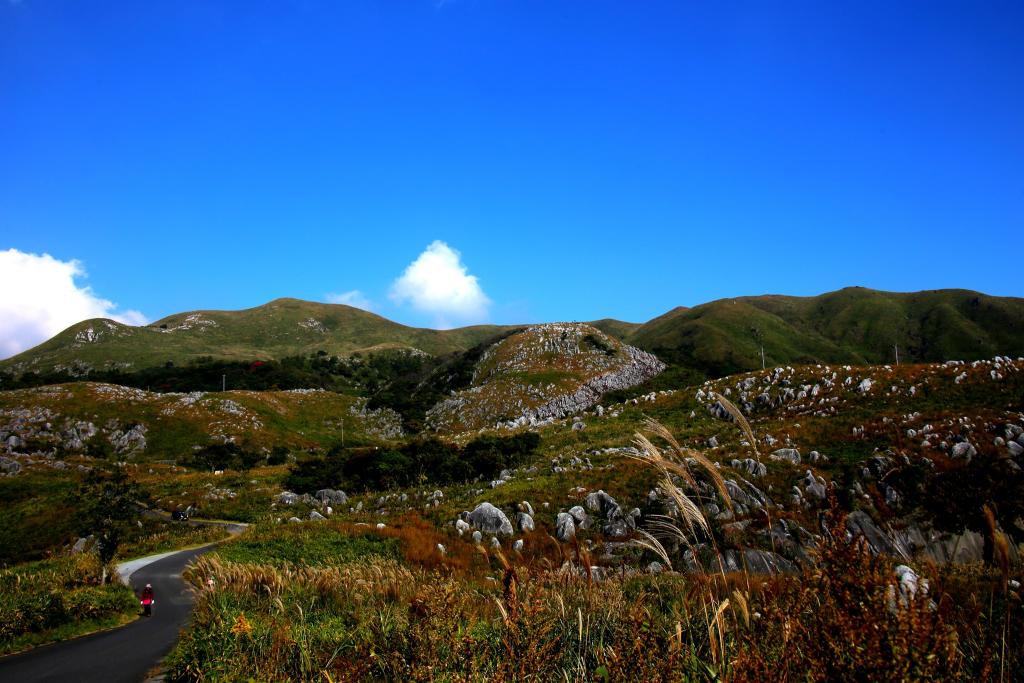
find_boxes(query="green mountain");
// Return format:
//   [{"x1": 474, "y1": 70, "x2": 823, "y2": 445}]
[
  {"x1": 0, "y1": 298, "x2": 514, "y2": 375},
  {"x1": 626, "y1": 287, "x2": 1024, "y2": 377}
]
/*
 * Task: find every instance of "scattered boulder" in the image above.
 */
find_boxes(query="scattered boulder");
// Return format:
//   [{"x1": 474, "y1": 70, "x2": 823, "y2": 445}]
[
  {"x1": 0, "y1": 456, "x2": 21, "y2": 476},
  {"x1": 555, "y1": 512, "x2": 576, "y2": 542},
  {"x1": 801, "y1": 470, "x2": 827, "y2": 500},
  {"x1": 315, "y1": 489, "x2": 348, "y2": 506},
  {"x1": 951, "y1": 441, "x2": 976, "y2": 460},
  {"x1": 845, "y1": 510, "x2": 898, "y2": 556},
  {"x1": 568, "y1": 505, "x2": 589, "y2": 528},
  {"x1": 770, "y1": 448, "x2": 801, "y2": 465},
  {"x1": 585, "y1": 490, "x2": 619, "y2": 517},
  {"x1": 275, "y1": 491, "x2": 300, "y2": 505},
  {"x1": 467, "y1": 502, "x2": 514, "y2": 536},
  {"x1": 517, "y1": 512, "x2": 535, "y2": 533},
  {"x1": 309, "y1": 510, "x2": 326, "y2": 521}
]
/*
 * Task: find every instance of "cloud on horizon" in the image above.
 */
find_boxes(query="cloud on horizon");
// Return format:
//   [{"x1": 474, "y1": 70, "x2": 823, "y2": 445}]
[
  {"x1": 0, "y1": 248, "x2": 148, "y2": 360},
  {"x1": 389, "y1": 240, "x2": 490, "y2": 328},
  {"x1": 325, "y1": 289, "x2": 373, "y2": 311}
]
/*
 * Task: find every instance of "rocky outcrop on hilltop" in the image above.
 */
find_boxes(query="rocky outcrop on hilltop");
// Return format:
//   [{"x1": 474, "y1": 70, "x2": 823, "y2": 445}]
[
  {"x1": 495, "y1": 345, "x2": 665, "y2": 429},
  {"x1": 425, "y1": 324, "x2": 665, "y2": 433}
]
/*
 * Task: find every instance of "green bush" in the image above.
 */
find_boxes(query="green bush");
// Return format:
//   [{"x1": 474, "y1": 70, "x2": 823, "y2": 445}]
[{"x1": 285, "y1": 432, "x2": 541, "y2": 493}]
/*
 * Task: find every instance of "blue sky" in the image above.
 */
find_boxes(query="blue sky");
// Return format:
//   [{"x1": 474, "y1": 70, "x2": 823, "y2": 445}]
[{"x1": 1, "y1": 1, "x2": 1022, "y2": 355}]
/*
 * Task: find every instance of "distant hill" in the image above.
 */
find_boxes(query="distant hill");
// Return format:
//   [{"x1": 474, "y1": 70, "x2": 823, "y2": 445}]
[
  {"x1": 0, "y1": 298, "x2": 515, "y2": 375},
  {"x1": 2, "y1": 288, "x2": 1023, "y2": 383},
  {"x1": 626, "y1": 287, "x2": 1024, "y2": 377}
]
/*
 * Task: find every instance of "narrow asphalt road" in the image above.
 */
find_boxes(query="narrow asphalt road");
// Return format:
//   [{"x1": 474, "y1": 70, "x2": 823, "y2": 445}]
[{"x1": 0, "y1": 544, "x2": 215, "y2": 683}]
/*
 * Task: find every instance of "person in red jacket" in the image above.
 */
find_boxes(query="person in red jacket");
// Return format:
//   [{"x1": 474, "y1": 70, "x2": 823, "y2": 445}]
[{"x1": 140, "y1": 584, "x2": 155, "y2": 616}]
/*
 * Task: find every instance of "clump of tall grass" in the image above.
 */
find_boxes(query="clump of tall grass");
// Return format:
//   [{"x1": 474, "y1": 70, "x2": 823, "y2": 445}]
[{"x1": 0, "y1": 552, "x2": 137, "y2": 654}]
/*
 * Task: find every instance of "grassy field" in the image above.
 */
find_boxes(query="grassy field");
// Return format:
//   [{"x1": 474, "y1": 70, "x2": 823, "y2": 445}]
[
  {"x1": 163, "y1": 510, "x2": 1021, "y2": 681},
  {"x1": 2, "y1": 355, "x2": 1023, "y2": 677}
]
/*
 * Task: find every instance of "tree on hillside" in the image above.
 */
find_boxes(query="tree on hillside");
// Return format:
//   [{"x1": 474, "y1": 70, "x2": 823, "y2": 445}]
[{"x1": 77, "y1": 469, "x2": 143, "y2": 584}]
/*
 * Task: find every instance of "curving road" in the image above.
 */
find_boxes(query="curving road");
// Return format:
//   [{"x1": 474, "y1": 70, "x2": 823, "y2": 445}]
[{"x1": 0, "y1": 544, "x2": 216, "y2": 683}]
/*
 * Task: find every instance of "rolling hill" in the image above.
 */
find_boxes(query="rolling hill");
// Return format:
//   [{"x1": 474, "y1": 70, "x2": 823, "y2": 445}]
[
  {"x1": 624, "y1": 287, "x2": 1024, "y2": 377},
  {"x1": 0, "y1": 298, "x2": 514, "y2": 375},
  {"x1": 2, "y1": 288, "x2": 1023, "y2": 384}
]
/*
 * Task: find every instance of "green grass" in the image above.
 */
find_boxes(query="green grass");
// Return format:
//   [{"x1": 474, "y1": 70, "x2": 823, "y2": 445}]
[
  {"x1": 118, "y1": 520, "x2": 231, "y2": 560},
  {"x1": 215, "y1": 522, "x2": 401, "y2": 566}
]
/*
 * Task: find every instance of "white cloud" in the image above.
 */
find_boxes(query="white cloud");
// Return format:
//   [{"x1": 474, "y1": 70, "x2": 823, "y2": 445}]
[
  {"x1": 0, "y1": 248, "x2": 148, "y2": 360},
  {"x1": 326, "y1": 290, "x2": 373, "y2": 311},
  {"x1": 389, "y1": 240, "x2": 491, "y2": 327}
]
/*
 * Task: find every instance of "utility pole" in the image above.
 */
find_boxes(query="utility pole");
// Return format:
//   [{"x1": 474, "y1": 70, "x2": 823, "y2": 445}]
[
  {"x1": 761, "y1": 345, "x2": 766, "y2": 370},
  {"x1": 341, "y1": 418, "x2": 345, "y2": 449},
  {"x1": 222, "y1": 374, "x2": 226, "y2": 392},
  {"x1": 894, "y1": 344, "x2": 899, "y2": 366}
]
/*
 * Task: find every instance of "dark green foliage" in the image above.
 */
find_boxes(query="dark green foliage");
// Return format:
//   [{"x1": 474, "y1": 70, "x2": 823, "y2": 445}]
[
  {"x1": 180, "y1": 442, "x2": 262, "y2": 472},
  {"x1": 366, "y1": 328, "x2": 523, "y2": 431},
  {"x1": 462, "y1": 432, "x2": 541, "y2": 480},
  {"x1": 77, "y1": 469, "x2": 144, "y2": 573},
  {"x1": 582, "y1": 333, "x2": 616, "y2": 356},
  {"x1": 285, "y1": 432, "x2": 541, "y2": 493},
  {"x1": 267, "y1": 446, "x2": 290, "y2": 466}
]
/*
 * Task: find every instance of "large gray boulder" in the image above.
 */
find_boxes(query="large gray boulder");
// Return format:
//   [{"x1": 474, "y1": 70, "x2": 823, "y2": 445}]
[
  {"x1": 275, "y1": 491, "x2": 300, "y2": 505},
  {"x1": 315, "y1": 489, "x2": 348, "y2": 506},
  {"x1": 517, "y1": 512, "x2": 535, "y2": 533},
  {"x1": 568, "y1": 505, "x2": 590, "y2": 529},
  {"x1": 0, "y1": 456, "x2": 21, "y2": 476},
  {"x1": 555, "y1": 512, "x2": 576, "y2": 542},
  {"x1": 467, "y1": 502, "x2": 514, "y2": 536},
  {"x1": 846, "y1": 510, "x2": 898, "y2": 555},
  {"x1": 951, "y1": 441, "x2": 976, "y2": 460},
  {"x1": 585, "y1": 490, "x2": 619, "y2": 517},
  {"x1": 770, "y1": 448, "x2": 801, "y2": 465}
]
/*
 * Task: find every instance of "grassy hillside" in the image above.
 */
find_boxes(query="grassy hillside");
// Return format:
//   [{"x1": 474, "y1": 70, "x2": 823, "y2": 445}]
[
  {"x1": 3, "y1": 289, "x2": 1023, "y2": 386},
  {"x1": 628, "y1": 287, "x2": 1024, "y2": 377},
  {"x1": 0, "y1": 298, "x2": 514, "y2": 375}
]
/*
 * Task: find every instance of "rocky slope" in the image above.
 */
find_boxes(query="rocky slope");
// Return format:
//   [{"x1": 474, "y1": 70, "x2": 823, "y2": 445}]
[
  {"x1": 425, "y1": 323, "x2": 665, "y2": 433},
  {"x1": 0, "y1": 383, "x2": 402, "y2": 462}
]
